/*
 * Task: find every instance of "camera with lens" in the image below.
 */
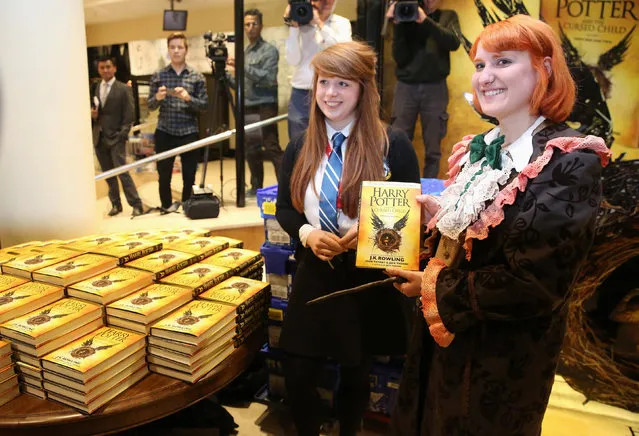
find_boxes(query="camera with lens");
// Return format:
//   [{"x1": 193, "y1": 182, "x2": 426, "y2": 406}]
[
  {"x1": 288, "y1": 0, "x2": 314, "y2": 26},
  {"x1": 393, "y1": 0, "x2": 422, "y2": 23},
  {"x1": 203, "y1": 31, "x2": 235, "y2": 63}
]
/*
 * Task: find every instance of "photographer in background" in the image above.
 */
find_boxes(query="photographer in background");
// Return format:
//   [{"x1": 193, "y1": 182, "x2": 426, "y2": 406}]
[
  {"x1": 226, "y1": 9, "x2": 282, "y2": 197},
  {"x1": 91, "y1": 56, "x2": 144, "y2": 217},
  {"x1": 284, "y1": 0, "x2": 352, "y2": 141},
  {"x1": 148, "y1": 32, "x2": 208, "y2": 214},
  {"x1": 386, "y1": 0, "x2": 460, "y2": 178}
]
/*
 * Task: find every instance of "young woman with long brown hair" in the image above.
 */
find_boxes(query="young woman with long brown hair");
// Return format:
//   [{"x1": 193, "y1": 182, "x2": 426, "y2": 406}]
[{"x1": 276, "y1": 40, "x2": 420, "y2": 435}]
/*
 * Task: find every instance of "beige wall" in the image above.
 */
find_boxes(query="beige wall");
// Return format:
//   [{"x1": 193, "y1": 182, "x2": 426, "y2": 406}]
[{"x1": 86, "y1": 1, "x2": 358, "y2": 47}]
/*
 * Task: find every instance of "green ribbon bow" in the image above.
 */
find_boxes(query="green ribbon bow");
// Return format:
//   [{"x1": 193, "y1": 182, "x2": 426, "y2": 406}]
[{"x1": 469, "y1": 133, "x2": 505, "y2": 170}]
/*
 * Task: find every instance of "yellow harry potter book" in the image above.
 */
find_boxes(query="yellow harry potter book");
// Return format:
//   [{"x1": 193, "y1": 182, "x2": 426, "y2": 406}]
[
  {"x1": 208, "y1": 236, "x2": 243, "y2": 248},
  {"x1": 106, "y1": 283, "x2": 192, "y2": 324},
  {"x1": 125, "y1": 249, "x2": 198, "y2": 280},
  {"x1": 64, "y1": 235, "x2": 126, "y2": 252},
  {"x1": 160, "y1": 263, "x2": 233, "y2": 296},
  {"x1": 164, "y1": 237, "x2": 229, "y2": 261},
  {"x1": 199, "y1": 248, "x2": 262, "y2": 274},
  {"x1": 90, "y1": 239, "x2": 163, "y2": 265},
  {"x1": 121, "y1": 230, "x2": 162, "y2": 240},
  {"x1": 31, "y1": 254, "x2": 118, "y2": 286},
  {"x1": 0, "y1": 281, "x2": 64, "y2": 324},
  {"x1": 151, "y1": 232, "x2": 193, "y2": 246},
  {"x1": 199, "y1": 277, "x2": 270, "y2": 313},
  {"x1": 151, "y1": 300, "x2": 236, "y2": 345},
  {"x1": 0, "y1": 298, "x2": 102, "y2": 347},
  {"x1": 238, "y1": 258, "x2": 265, "y2": 279},
  {"x1": 164, "y1": 228, "x2": 215, "y2": 238},
  {"x1": 1, "y1": 249, "x2": 83, "y2": 279},
  {"x1": 356, "y1": 181, "x2": 421, "y2": 270},
  {"x1": 41, "y1": 326, "x2": 146, "y2": 383},
  {"x1": 0, "y1": 274, "x2": 28, "y2": 293},
  {"x1": 67, "y1": 267, "x2": 154, "y2": 305}
]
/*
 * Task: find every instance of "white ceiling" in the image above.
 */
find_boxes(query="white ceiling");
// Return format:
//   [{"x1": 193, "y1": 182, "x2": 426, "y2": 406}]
[{"x1": 84, "y1": 0, "x2": 240, "y2": 25}]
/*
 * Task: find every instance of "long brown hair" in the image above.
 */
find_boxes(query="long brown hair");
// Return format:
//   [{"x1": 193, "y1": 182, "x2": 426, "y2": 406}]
[{"x1": 289, "y1": 41, "x2": 388, "y2": 218}]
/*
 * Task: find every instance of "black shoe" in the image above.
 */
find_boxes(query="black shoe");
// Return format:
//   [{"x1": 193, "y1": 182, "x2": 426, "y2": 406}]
[
  {"x1": 108, "y1": 205, "x2": 123, "y2": 216},
  {"x1": 166, "y1": 201, "x2": 181, "y2": 213},
  {"x1": 131, "y1": 205, "x2": 144, "y2": 217},
  {"x1": 246, "y1": 188, "x2": 258, "y2": 197}
]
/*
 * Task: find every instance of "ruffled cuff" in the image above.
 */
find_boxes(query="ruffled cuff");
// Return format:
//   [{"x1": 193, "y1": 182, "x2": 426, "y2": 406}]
[{"x1": 420, "y1": 257, "x2": 455, "y2": 347}]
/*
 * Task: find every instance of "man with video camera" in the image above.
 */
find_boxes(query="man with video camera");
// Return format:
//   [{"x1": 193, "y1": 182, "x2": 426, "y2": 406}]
[
  {"x1": 386, "y1": 0, "x2": 460, "y2": 178},
  {"x1": 283, "y1": 0, "x2": 352, "y2": 141}
]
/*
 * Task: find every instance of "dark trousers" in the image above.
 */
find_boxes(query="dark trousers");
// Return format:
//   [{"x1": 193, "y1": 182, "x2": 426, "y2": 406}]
[
  {"x1": 283, "y1": 354, "x2": 371, "y2": 436},
  {"x1": 287, "y1": 88, "x2": 311, "y2": 142},
  {"x1": 95, "y1": 138, "x2": 142, "y2": 208},
  {"x1": 391, "y1": 80, "x2": 449, "y2": 178},
  {"x1": 245, "y1": 103, "x2": 283, "y2": 190},
  {"x1": 154, "y1": 130, "x2": 200, "y2": 209}
]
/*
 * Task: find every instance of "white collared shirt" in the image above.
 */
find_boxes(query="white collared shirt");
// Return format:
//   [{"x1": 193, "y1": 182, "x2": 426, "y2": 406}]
[
  {"x1": 483, "y1": 116, "x2": 546, "y2": 172},
  {"x1": 299, "y1": 120, "x2": 357, "y2": 245},
  {"x1": 100, "y1": 77, "x2": 116, "y2": 106}
]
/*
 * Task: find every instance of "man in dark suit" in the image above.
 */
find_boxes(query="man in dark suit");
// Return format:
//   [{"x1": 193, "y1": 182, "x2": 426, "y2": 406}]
[{"x1": 91, "y1": 56, "x2": 144, "y2": 217}]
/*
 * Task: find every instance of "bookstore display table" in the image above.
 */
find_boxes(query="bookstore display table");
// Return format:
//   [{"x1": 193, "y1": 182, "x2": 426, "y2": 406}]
[{"x1": 0, "y1": 331, "x2": 264, "y2": 436}]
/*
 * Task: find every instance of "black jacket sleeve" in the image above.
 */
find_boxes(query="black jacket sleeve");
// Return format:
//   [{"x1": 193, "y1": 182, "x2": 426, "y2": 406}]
[
  {"x1": 387, "y1": 128, "x2": 421, "y2": 183},
  {"x1": 276, "y1": 137, "x2": 308, "y2": 240},
  {"x1": 436, "y1": 150, "x2": 604, "y2": 333}
]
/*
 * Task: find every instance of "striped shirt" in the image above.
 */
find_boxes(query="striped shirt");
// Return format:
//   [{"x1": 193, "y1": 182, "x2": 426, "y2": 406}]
[{"x1": 148, "y1": 64, "x2": 208, "y2": 136}]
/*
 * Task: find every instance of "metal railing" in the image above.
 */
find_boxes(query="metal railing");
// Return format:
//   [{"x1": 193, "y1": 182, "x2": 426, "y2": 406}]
[{"x1": 94, "y1": 113, "x2": 288, "y2": 181}]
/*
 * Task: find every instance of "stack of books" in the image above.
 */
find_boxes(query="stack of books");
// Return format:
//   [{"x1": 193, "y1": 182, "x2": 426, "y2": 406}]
[
  {"x1": 198, "y1": 276, "x2": 270, "y2": 345},
  {"x1": 1, "y1": 248, "x2": 82, "y2": 278},
  {"x1": 200, "y1": 248, "x2": 263, "y2": 278},
  {"x1": 0, "y1": 282, "x2": 65, "y2": 324},
  {"x1": 151, "y1": 232, "x2": 193, "y2": 247},
  {"x1": 90, "y1": 238, "x2": 163, "y2": 266},
  {"x1": 0, "y1": 298, "x2": 103, "y2": 391},
  {"x1": 147, "y1": 300, "x2": 238, "y2": 383},
  {"x1": 106, "y1": 283, "x2": 192, "y2": 334},
  {"x1": 41, "y1": 326, "x2": 147, "y2": 413},
  {"x1": 163, "y1": 237, "x2": 229, "y2": 262},
  {"x1": 125, "y1": 250, "x2": 199, "y2": 281},
  {"x1": 0, "y1": 340, "x2": 19, "y2": 406},
  {"x1": 16, "y1": 361, "x2": 45, "y2": 399},
  {"x1": 31, "y1": 253, "x2": 118, "y2": 287},
  {"x1": 63, "y1": 235, "x2": 125, "y2": 253},
  {"x1": 160, "y1": 263, "x2": 232, "y2": 297},
  {"x1": 208, "y1": 236, "x2": 243, "y2": 249},
  {"x1": 67, "y1": 267, "x2": 153, "y2": 305}
]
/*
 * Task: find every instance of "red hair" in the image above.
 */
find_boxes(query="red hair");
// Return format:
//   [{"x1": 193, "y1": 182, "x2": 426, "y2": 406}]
[{"x1": 469, "y1": 15, "x2": 575, "y2": 122}]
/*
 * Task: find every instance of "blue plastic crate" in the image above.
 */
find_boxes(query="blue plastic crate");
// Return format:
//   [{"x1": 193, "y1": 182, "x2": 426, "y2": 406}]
[
  {"x1": 420, "y1": 178, "x2": 446, "y2": 196},
  {"x1": 261, "y1": 242, "x2": 295, "y2": 275},
  {"x1": 257, "y1": 185, "x2": 278, "y2": 219}
]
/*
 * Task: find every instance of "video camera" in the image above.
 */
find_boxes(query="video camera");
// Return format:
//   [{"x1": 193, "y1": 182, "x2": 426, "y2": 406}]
[
  {"x1": 287, "y1": 0, "x2": 314, "y2": 26},
  {"x1": 393, "y1": 0, "x2": 423, "y2": 23},
  {"x1": 203, "y1": 31, "x2": 235, "y2": 64}
]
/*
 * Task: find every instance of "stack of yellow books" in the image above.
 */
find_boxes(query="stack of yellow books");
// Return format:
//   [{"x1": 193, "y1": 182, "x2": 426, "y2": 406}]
[
  {"x1": 198, "y1": 276, "x2": 270, "y2": 345},
  {"x1": 163, "y1": 237, "x2": 229, "y2": 262},
  {"x1": 125, "y1": 249, "x2": 199, "y2": 281},
  {"x1": 67, "y1": 267, "x2": 153, "y2": 305},
  {"x1": 89, "y1": 239, "x2": 163, "y2": 266},
  {"x1": 0, "y1": 273, "x2": 29, "y2": 294},
  {"x1": 169, "y1": 228, "x2": 215, "y2": 238},
  {"x1": 151, "y1": 232, "x2": 193, "y2": 246},
  {"x1": 0, "y1": 282, "x2": 65, "y2": 324},
  {"x1": 63, "y1": 235, "x2": 125, "y2": 253},
  {"x1": 16, "y1": 361, "x2": 45, "y2": 398},
  {"x1": 147, "y1": 300, "x2": 237, "y2": 383},
  {"x1": 105, "y1": 284, "x2": 192, "y2": 334},
  {"x1": 41, "y1": 326, "x2": 147, "y2": 413},
  {"x1": 160, "y1": 263, "x2": 232, "y2": 297},
  {"x1": 200, "y1": 248, "x2": 263, "y2": 277},
  {"x1": 31, "y1": 254, "x2": 118, "y2": 287},
  {"x1": 0, "y1": 298, "x2": 103, "y2": 391},
  {"x1": 0, "y1": 340, "x2": 19, "y2": 406},
  {"x1": 208, "y1": 236, "x2": 243, "y2": 249},
  {"x1": 1, "y1": 248, "x2": 82, "y2": 278}
]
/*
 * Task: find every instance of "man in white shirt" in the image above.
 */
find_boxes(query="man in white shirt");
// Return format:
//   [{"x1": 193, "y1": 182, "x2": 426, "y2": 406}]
[
  {"x1": 91, "y1": 56, "x2": 143, "y2": 217},
  {"x1": 284, "y1": 0, "x2": 352, "y2": 141}
]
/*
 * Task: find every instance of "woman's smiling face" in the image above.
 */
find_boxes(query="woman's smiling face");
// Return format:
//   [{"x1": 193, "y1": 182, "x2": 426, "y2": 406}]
[{"x1": 316, "y1": 75, "x2": 361, "y2": 130}]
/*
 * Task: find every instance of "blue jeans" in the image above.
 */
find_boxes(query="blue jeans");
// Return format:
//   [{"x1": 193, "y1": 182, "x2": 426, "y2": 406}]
[{"x1": 287, "y1": 88, "x2": 311, "y2": 142}]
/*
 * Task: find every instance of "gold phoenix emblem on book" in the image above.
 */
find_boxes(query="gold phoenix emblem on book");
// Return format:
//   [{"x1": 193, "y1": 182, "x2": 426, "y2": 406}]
[
  {"x1": 91, "y1": 237, "x2": 114, "y2": 245},
  {"x1": 69, "y1": 335, "x2": 115, "y2": 359},
  {"x1": 162, "y1": 236, "x2": 180, "y2": 243},
  {"x1": 184, "y1": 267, "x2": 211, "y2": 278},
  {"x1": 0, "y1": 291, "x2": 29, "y2": 306},
  {"x1": 150, "y1": 253, "x2": 176, "y2": 264},
  {"x1": 23, "y1": 254, "x2": 57, "y2": 265},
  {"x1": 116, "y1": 241, "x2": 143, "y2": 249},
  {"x1": 371, "y1": 210, "x2": 409, "y2": 253},
  {"x1": 130, "y1": 291, "x2": 167, "y2": 306},
  {"x1": 176, "y1": 309, "x2": 213, "y2": 326},
  {"x1": 188, "y1": 240, "x2": 210, "y2": 248},
  {"x1": 220, "y1": 282, "x2": 250, "y2": 295},
  {"x1": 55, "y1": 260, "x2": 90, "y2": 271},
  {"x1": 91, "y1": 274, "x2": 126, "y2": 288},
  {"x1": 27, "y1": 308, "x2": 71, "y2": 325},
  {"x1": 220, "y1": 251, "x2": 243, "y2": 261}
]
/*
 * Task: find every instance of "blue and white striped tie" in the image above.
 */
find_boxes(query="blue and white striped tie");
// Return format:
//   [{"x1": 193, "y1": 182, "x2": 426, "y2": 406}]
[{"x1": 319, "y1": 132, "x2": 345, "y2": 234}]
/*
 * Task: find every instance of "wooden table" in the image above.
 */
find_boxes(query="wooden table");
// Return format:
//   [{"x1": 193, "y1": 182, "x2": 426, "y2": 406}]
[{"x1": 0, "y1": 331, "x2": 265, "y2": 436}]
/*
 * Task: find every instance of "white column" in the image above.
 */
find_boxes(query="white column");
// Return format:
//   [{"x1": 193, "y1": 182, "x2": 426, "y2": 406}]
[{"x1": 0, "y1": 0, "x2": 97, "y2": 247}]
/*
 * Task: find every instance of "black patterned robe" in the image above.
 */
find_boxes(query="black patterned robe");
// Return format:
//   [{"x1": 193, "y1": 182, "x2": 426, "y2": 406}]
[{"x1": 390, "y1": 123, "x2": 609, "y2": 436}]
